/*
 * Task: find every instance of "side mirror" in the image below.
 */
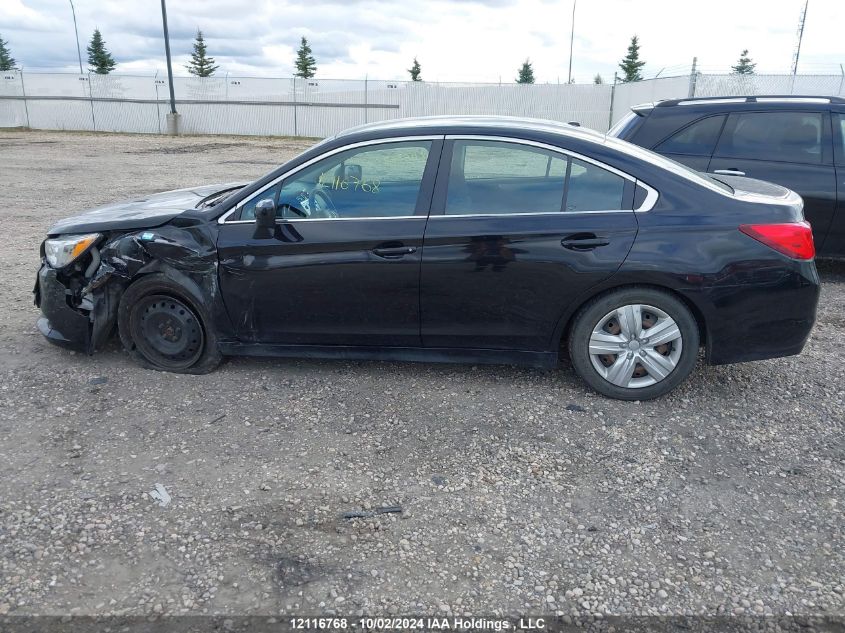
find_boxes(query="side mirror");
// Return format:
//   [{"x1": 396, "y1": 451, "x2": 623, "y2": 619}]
[{"x1": 254, "y1": 198, "x2": 276, "y2": 229}]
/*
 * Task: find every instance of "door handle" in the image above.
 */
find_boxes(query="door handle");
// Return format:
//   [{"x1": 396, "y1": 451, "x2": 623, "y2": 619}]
[
  {"x1": 561, "y1": 233, "x2": 610, "y2": 251},
  {"x1": 713, "y1": 168, "x2": 746, "y2": 177},
  {"x1": 372, "y1": 246, "x2": 417, "y2": 258}
]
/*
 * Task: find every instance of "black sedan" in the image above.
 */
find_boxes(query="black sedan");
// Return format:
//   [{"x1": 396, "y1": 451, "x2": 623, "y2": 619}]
[{"x1": 34, "y1": 116, "x2": 820, "y2": 400}]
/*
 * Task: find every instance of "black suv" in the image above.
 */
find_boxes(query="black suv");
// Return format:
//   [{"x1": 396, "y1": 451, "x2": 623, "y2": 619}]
[{"x1": 610, "y1": 96, "x2": 845, "y2": 258}]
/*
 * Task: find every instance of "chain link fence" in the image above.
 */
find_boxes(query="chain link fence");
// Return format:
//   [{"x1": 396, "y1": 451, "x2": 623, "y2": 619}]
[{"x1": 1, "y1": 70, "x2": 844, "y2": 136}]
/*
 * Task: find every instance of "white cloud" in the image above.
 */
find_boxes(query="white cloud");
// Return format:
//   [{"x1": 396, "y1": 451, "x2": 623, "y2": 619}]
[{"x1": 1, "y1": 0, "x2": 842, "y2": 80}]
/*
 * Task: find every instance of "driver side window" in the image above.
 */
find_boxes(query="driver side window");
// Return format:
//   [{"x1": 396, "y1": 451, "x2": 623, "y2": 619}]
[{"x1": 265, "y1": 140, "x2": 433, "y2": 220}]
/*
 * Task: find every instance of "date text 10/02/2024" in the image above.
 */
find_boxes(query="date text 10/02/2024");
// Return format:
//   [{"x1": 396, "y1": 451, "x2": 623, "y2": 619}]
[{"x1": 289, "y1": 617, "x2": 547, "y2": 630}]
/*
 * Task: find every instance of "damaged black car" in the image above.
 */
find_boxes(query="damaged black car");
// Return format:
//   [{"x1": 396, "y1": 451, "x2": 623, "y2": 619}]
[{"x1": 35, "y1": 116, "x2": 819, "y2": 400}]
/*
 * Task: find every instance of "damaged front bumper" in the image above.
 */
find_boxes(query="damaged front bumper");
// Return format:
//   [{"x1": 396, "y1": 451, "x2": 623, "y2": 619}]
[
  {"x1": 34, "y1": 221, "x2": 226, "y2": 356},
  {"x1": 34, "y1": 265, "x2": 91, "y2": 352}
]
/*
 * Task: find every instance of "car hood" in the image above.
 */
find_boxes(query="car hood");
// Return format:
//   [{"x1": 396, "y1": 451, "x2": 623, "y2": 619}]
[{"x1": 47, "y1": 182, "x2": 247, "y2": 236}]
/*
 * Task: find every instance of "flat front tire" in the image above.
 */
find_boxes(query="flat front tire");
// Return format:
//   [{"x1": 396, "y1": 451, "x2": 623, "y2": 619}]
[
  {"x1": 117, "y1": 274, "x2": 222, "y2": 374},
  {"x1": 568, "y1": 287, "x2": 699, "y2": 400}
]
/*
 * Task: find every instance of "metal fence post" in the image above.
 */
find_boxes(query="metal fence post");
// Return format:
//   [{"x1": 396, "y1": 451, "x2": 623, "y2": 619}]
[
  {"x1": 292, "y1": 77, "x2": 298, "y2": 137},
  {"x1": 154, "y1": 71, "x2": 162, "y2": 134},
  {"x1": 687, "y1": 57, "x2": 698, "y2": 98},
  {"x1": 19, "y1": 69, "x2": 31, "y2": 129},
  {"x1": 839, "y1": 64, "x2": 844, "y2": 96},
  {"x1": 87, "y1": 72, "x2": 96, "y2": 131},
  {"x1": 607, "y1": 72, "x2": 617, "y2": 131},
  {"x1": 364, "y1": 75, "x2": 368, "y2": 124}
]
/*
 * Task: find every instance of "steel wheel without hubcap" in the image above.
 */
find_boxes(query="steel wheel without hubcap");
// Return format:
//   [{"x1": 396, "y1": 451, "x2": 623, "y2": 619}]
[
  {"x1": 130, "y1": 295, "x2": 204, "y2": 370},
  {"x1": 588, "y1": 304, "x2": 683, "y2": 389}
]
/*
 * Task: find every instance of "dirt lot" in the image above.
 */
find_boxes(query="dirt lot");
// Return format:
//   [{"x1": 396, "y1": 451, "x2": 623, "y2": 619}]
[{"x1": 0, "y1": 130, "x2": 843, "y2": 621}]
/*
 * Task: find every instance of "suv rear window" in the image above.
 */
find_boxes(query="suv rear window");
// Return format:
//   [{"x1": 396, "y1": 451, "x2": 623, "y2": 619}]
[
  {"x1": 608, "y1": 112, "x2": 641, "y2": 139},
  {"x1": 655, "y1": 115, "x2": 725, "y2": 156},
  {"x1": 715, "y1": 111, "x2": 824, "y2": 165}
]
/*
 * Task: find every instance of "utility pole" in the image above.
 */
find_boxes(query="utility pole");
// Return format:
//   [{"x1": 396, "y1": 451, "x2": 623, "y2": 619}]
[
  {"x1": 160, "y1": 0, "x2": 179, "y2": 134},
  {"x1": 567, "y1": 0, "x2": 577, "y2": 84},
  {"x1": 687, "y1": 56, "x2": 698, "y2": 98},
  {"x1": 792, "y1": 0, "x2": 808, "y2": 77},
  {"x1": 68, "y1": 0, "x2": 83, "y2": 74}
]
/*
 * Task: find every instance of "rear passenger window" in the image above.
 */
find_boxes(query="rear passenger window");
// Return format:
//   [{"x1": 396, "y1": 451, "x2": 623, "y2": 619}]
[
  {"x1": 446, "y1": 140, "x2": 567, "y2": 214},
  {"x1": 565, "y1": 159, "x2": 626, "y2": 212},
  {"x1": 655, "y1": 115, "x2": 725, "y2": 156},
  {"x1": 715, "y1": 112, "x2": 824, "y2": 164},
  {"x1": 444, "y1": 140, "x2": 630, "y2": 215}
]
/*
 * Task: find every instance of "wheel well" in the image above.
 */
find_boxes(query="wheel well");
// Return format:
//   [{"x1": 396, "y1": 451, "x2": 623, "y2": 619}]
[{"x1": 558, "y1": 283, "x2": 708, "y2": 350}]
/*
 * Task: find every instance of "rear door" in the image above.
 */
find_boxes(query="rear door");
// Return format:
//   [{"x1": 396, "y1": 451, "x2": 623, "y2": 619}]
[
  {"x1": 708, "y1": 110, "x2": 837, "y2": 251},
  {"x1": 419, "y1": 137, "x2": 640, "y2": 352}
]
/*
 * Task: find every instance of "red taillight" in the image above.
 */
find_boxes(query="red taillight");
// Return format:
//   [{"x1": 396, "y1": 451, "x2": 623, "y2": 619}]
[{"x1": 739, "y1": 221, "x2": 815, "y2": 260}]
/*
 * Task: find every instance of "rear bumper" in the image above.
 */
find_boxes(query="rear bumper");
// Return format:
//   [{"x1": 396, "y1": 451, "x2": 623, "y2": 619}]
[
  {"x1": 683, "y1": 261, "x2": 820, "y2": 365},
  {"x1": 34, "y1": 265, "x2": 90, "y2": 352}
]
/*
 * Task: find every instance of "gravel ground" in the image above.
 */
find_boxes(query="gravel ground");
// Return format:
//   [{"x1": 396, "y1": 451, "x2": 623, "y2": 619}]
[{"x1": 0, "y1": 130, "x2": 843, "y2": 621}]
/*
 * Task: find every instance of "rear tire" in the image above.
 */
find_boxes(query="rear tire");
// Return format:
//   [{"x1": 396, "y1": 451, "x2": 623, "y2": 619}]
[
  {"x1": 568, "y1": 287, "x2": 699, "y2": 400},
  {"x1": 117, "y1": 274, "x2": 222, "y2": 374}
]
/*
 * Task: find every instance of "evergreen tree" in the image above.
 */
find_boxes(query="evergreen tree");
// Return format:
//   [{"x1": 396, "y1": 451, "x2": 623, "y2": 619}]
[
  {"x1": 593, "y1": 73, "x2": 603, "y2": 85},
  {"x1": 731, "y1": 49, "x2": 756, "y2": 75},
  {"x1": 294, "y1": 37, "x2": 317, "y2": 78},
  {"x1": 618, "y1": 35, "x2": 645, "y2": 83},
  {"x1": 0, "y1": 35, "x2": 17, "y2": 71},
  {"x1": 408, "y1": 57, "x2": 421, "y2": 81},
  {"x1": 186, "y1": 30, "x2": 218, "y2": 77},
  {"x1": 86, "y1": 29, "x2": 116, "y2": 74},
  {"x1": 516, "y1": 59, "x2": 535, "y2": 84}
]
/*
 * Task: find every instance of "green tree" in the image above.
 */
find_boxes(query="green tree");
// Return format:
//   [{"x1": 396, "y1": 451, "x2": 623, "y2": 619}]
[
  {"x1": 186, "y1": 30, "x2": 218, "y2": 77},
  {"x1": 516, "y1": 59, "x2": 535, "y2": 84},
  {"x1": 0, "y1": 35, "x2": 17, "y2": 71},
  {"x1": 593, "y1": 73, "x2": 603, "y2": 85},
  {"x1": 86, "y1": 28, "x2": 116, "y2": 74},
  {"x1": 731, "y1": 49, "x2": 756, "y2": 75},
  {"x1": 618, "y1": 35, "x2": 645, "y2": 82},
  {"x1": 408, "y1": 57, "x2": 421, "y2": 81},
  {"x1": 294, "y1": 37, "x2": 317, "y2": 78}
]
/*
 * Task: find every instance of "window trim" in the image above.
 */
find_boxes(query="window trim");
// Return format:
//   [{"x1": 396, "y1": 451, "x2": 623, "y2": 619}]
[
  {"x1": 833, "y1": 111, "x2": 845, "y2": 166},
  {"x1": 218, "y1": 135, "x2": 444, "y2": 224},
  {"x1": 432, "y1": 135, "x2": 657, "y2": 216}
]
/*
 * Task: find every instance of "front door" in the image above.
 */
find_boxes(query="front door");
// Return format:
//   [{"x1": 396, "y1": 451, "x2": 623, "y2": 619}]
[
  {"x1": 707, "y1": 110, "x2": 837, "y2": 253},
  {"x1": 217, "y1": 138, "x2": 442, "y2": 346},
  {"x1": 420, "y1": 138, "x2": 638, "y2": 351}
]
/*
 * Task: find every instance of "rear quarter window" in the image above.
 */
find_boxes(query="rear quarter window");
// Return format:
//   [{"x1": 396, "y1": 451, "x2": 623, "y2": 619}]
[{"x1": 654, "y1": 115, "x2": 725, "y2": 156}]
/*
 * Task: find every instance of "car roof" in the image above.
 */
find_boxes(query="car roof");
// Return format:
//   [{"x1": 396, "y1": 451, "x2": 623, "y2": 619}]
[{"x1": 333, "y1": 115, "x2": 608, "y2": 142}]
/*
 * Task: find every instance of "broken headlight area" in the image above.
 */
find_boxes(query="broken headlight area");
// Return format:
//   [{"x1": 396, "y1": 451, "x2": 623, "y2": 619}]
[
  {"x1": 44, "y1": 233, "x2": 101, "y2": 270},
  {"x1": 36, "y1": 233, "x2": 117, "y2": 353}
]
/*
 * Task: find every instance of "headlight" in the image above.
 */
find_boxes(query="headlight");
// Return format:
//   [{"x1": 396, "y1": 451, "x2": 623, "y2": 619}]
[{"x1": 44, "y1": 233, "x2": 101, "y2": 269}]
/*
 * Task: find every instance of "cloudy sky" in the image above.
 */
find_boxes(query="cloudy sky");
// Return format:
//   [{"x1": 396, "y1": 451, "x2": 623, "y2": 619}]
[{"x1": 2, "y1": 0, "x2": 843, "y2": 82}]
